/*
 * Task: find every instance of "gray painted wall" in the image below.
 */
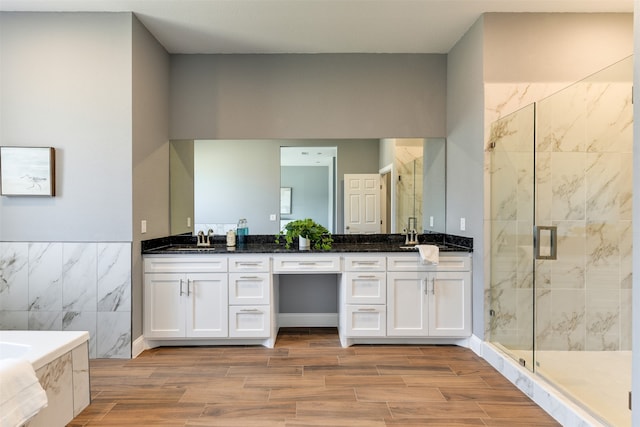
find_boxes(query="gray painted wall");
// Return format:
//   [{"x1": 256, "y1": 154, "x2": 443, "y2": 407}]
[
  {"x1": 169, "y1": 54, "x2": 447, "y2": 139},
  {"x1": 484, "y1": 13, "x2": 633, "y2": 82},
  {"x1": 422, "y1": 138, "x2": 446, "y2": 233},
  {"x1": 446, "y1": 17, "x2": 486, "y2": 338},
  {"x1": 281, "y1": 166, "x2": 331, "y2": 228},
  {"x1": 0, "y1": 12, "x2": 134, "y2": 242},
  {"x1": 131, "y1": 16, "x2": 170, "y2": 343},
  {"x1": 170, "y1": 140, "x2": 195, "y2": 235}
]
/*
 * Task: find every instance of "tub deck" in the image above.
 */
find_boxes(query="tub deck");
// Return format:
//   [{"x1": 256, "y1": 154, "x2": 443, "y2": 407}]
[
  {"x1": 0, "y1": 330, "x2": 89, "y2": 370},
  {"x1": 0, "y1": 330, "x2": 91, "y2": 426}
]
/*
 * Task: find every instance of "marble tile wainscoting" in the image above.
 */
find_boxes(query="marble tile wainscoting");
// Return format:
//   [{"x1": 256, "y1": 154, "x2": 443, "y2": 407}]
[{"x1": 0, "y1": 242, "x2": 132, "y2": 358}]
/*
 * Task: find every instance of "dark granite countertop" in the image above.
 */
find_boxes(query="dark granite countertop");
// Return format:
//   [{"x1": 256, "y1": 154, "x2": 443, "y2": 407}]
[{"x1": 142, "y1": 233, "x2": 473, "y2": 255}]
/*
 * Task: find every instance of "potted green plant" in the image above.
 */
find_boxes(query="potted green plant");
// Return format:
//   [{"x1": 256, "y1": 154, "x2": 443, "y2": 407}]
[{"x1": 275, "y1": 218, "x2": 333, "y2": 250}]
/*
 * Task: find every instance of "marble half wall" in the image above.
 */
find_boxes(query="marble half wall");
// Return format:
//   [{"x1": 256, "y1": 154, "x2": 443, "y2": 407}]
[{"x1": 0, "y1": 241, "x2": 132, "y2": 358}]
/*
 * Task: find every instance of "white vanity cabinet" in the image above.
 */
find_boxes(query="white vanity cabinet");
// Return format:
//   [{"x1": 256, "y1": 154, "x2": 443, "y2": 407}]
[
  {"x1": 228, "y1": 256, "x2": 272, "y2": 338},
  {"x1": 386, "y1": 254, "x2": 471, "y2": 337},
  {"x1": 341, "y1": 255, "x2": 387, "y2": 337},
  {"x1": 144, "y1": 256, "x2": 228, "y2": 339}
]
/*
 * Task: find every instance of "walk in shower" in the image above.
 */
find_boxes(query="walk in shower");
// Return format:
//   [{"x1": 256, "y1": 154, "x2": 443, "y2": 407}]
[{"x1": 488, "y1": 56, "x2": 633, "y2": 426}]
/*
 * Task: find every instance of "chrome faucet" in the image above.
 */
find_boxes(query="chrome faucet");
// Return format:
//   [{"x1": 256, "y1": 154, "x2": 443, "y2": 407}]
[
  {"x1": 404, "y1": 217, "x2": 419, "y2": 245},
  {"x1": 404, "y1": 228, "x2": 419, "y2": 245},
  {"x1": 196, "y1": 229, "x2": 213, "y2": 247}
]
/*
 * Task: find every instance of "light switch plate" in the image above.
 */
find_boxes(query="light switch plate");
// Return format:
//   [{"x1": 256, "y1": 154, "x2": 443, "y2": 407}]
[
  {"x1": 141, "y1": 220, "x2": 147, "y2": 234},
  {"x1": 270, "y1": 214, "x2": 277, "y2": 221}
]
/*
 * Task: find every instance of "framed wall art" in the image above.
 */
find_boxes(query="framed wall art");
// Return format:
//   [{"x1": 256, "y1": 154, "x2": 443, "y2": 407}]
[
  {"x1": 280, "y1": 187, "x2": 292, "y2": 215},
  {"x1": 0, "y1": 146, "x2": 56, "y2": 196}
]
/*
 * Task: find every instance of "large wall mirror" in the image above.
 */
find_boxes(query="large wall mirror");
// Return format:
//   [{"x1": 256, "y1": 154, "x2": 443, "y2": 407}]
[{"x1": 169, "y1": 138, "x2": 446, "y2": 236}]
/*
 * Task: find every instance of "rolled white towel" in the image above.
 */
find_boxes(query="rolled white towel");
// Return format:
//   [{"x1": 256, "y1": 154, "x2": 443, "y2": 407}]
[
  {"x1": 0, "y1": 358, "x2": 48, "y2": 427},
  {"x1": 417, "y1": 244, "x2": 439, "y2": 265}
]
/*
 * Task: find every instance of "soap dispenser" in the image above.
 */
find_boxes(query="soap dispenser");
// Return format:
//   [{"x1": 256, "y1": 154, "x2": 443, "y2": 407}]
[
  {"x1": 226, "y1": 229, "x2": 236, "y2": 247},
  {"x1": 237, "y1": 218, "x2": 248, "y2": 246}
]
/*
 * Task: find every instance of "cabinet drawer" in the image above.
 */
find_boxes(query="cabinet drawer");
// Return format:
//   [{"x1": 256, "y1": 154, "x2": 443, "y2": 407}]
[
  {"x1": 229, "y1": 306, "x2": 271, "y2": 338},
  {"x1": 386, "y1": 254, "x2": 470, "y2": 272},
  {"x1": 228, "y1": 273, "x2": 270, "y2": 305},
  {"x1": 343, "y1": 256, "x2": 386, "y2": 272},
  {"x1": 346, "y1": 305, "x2": 386, "y2": 337},
  {"x1": 144, "y1": 255, "x2": 228, "y2": 273},
  {"x1": 228, "y1": 256, "x2": 271, "y2": 273},
  {"x1": 272, "y1": 255, "x2": 341, "y2": 273},
  {"x1": 345, "y1": 272, "x2": 386, "y2": 304}
]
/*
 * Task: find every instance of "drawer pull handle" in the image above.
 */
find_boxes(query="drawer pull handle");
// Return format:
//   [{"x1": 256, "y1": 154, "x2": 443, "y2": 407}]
[
  {"x1": 297, "y1": 262, "x2": 318, "y2": 265},
  {"x1": 355, "y1": 261, "x2": 377, "y2": 265},
  {"x1": 357, "y1": 275, "x2": 377, "y2": 279},
  {"x1": 179, "y1": 279, "x2": 184, "y2": 296},
  {"x1": 238, "y1": 262, "x2": 260, "y2": 266},
  {"x1": 240, "y1": 308, "x2": 262, "y2": 313},
  {"x1": 357, "y1": 308, "x2": 377, "y2": 312},
  {"x1": 240, "y1": 276, "x2": 260, "y2": 279}
]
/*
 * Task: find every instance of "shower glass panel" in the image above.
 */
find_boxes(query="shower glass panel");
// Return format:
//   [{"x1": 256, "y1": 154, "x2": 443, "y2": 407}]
[
  {"x1": 488, "y1": 104, "x2": 536, "y2": 372},
  {"x1": 534, "y1": 56, "x2": 632, "y2": 427},
  {"x1": 489, "y1": 56, "x2": 632, "y2": 426},
  {"x1": 396, "y1": 141, "x2": 423, "y2": 232}
]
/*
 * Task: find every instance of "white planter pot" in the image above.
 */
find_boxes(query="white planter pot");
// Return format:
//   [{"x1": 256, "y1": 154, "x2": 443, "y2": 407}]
[{"x1": 299, "y1": 236, "x2": 310, "y2": 250}]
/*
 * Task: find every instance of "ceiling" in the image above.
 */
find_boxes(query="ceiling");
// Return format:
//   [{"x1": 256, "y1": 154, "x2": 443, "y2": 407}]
[{"x1": 0, "y1": 0, "x2": 633, "y2": 54}]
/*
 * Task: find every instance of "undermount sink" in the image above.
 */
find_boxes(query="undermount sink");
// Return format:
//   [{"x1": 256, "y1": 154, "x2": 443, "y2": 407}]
[{"x1": 172, "y1": 246, "x2": 214, "y2": 251}]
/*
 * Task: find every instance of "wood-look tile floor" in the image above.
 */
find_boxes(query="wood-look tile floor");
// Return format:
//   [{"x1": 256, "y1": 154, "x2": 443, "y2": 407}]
[{"x1": 70, "y1": 328, "x2": 560, "y2": 426}]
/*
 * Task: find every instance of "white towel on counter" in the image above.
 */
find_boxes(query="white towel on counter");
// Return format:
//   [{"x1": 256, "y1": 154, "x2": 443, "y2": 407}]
[
  {"x1": 417, "y1": 244, "x2": 439, "y2": 265},
  {"x1": 0, "y1": 358, "x2": 48, "y2": 427}
]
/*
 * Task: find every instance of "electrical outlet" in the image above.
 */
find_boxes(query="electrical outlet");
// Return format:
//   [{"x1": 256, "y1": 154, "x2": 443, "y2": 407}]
[
  {"x1": 270, "y1": 214, "x2": 277, "y2": 221},
  {"x1": 460, "y1": 217, "x2": 466, "y2": 231},
  {"x1": 187, "y1": 217, "x2": 191, "y2": 227},
  {"x1": 429, "y1": 216, "x2": 434, "y2": 227},
  {"x1": 141, "y1": 220, "x2": 147, "y2": 234}
]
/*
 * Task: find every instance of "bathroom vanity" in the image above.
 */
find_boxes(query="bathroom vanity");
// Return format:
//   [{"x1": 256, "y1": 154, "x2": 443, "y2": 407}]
[{"x1": 142, "y1": 234, "x2": 472, "y2": 348}]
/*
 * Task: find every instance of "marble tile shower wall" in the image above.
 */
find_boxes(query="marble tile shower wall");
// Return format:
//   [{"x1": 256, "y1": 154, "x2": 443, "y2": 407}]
[
  {"x1": 485, "y1": 80, "x2": 633, "y2": 352},
  {"x1": 396, "y1": 145, "x2": 423, "y2": 231},
  {"x1": 0, "y1": 242, "x2": 132, "y2": 358}
]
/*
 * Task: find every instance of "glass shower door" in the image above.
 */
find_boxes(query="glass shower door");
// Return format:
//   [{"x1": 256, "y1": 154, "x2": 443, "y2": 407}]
[
  {"x1": 488, "y1": 103, "x2": 536, "y2": 371},
  {"x1": 533, "y1": 56, "x2": 633, "y2": 426}
]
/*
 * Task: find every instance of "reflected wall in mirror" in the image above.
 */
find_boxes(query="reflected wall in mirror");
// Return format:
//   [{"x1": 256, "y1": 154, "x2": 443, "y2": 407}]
[
  {"x1": 169, "y1": 138, "x2": 446, "y2": 236},
  {"x1": 280, "y1": 146, "x2": 337, "y2": 233}
]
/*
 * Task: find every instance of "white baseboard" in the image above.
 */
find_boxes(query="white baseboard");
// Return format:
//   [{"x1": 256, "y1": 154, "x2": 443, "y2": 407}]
[
  {"x1": 131, "y1": 335, "x2": 146, "y2": 358},
  {"x1": 278, "y1": 313, "x2": 338, "y2": 327},
  {"x1": 468, "y1": 334, "x2": 483, "y2": 357}
]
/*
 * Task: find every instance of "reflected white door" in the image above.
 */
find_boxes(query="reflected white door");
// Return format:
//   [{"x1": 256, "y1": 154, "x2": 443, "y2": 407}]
[{"x1": 344, "y1": 174, "x2": 381, "y2": 234}]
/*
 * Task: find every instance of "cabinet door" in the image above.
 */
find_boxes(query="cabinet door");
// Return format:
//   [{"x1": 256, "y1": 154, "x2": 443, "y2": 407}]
[
  {"x1": 229, "y1": 306, "x2": 271, "y2": 338},
  {"x1": 346, "y1": 305, "x2": 386, "y2": 337},
  {"x1": 186, "y1": 273, "x2": 228, "y2": 337},
  {"x1": 429, "y1": 271, "x2": 471, "y2": 337},
  {"x1": 144, "y1": 273, "x2": 185, "y2": 338},
  {"x1": 386, "y1": 272, "x2": 428, "y2": 336}
]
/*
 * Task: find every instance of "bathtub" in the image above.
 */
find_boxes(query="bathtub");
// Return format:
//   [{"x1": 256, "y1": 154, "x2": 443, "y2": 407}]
[{"x1": 0, "y1": 330, "x2": 91, "y2": 426}]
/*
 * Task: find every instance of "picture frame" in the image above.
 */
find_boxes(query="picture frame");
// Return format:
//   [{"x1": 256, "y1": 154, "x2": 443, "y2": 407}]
[
  {"x1": 280, "y1": 187, "x2": 292, "y2": 215},
  {"x1": 0, "y1": 146, "x2": 56, "y2": 196}
]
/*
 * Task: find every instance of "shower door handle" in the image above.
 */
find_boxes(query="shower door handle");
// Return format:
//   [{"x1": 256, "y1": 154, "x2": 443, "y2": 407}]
[{"x1": 534, "y1": 225, "x2": 557, "y2": 260}]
